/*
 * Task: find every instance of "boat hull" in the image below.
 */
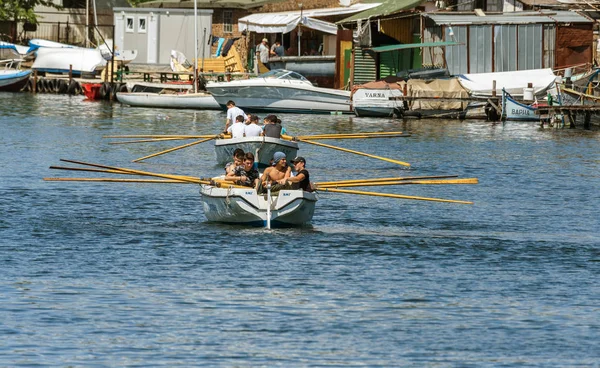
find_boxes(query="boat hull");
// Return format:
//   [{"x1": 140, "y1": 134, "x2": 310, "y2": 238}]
[
  {"x1": 200, "y1": 186, "x2": 317, "y2": 227},
  {"x1": 352, "y1": 87, "x2": 405, "y2": 117},
  {"x1": 502, "y1": 91, "x2": 539, "y2": 121},
  {"x1": 116, "y1": 92, "x2": 220, "y2": 109},
  {"x1": 0, "y1": 70, "x2": 31, "y2": 92},
  {"x1": 32, "y1": 47, "x2": 106, "y2": 75},
  {"x1": 207, "y1": 82, "x2": 351, "y2": 114},
  {"x1": 214, "y1": 136, "x2": 299, "y2": 167}
]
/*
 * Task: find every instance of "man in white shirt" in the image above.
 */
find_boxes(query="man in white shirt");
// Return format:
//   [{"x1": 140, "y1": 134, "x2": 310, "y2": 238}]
[
  {"x1": 227, "y1": 115, "x2": 246, "y2": 138},
  {"x1": 244, "y1": 115, "x2": 263, "y2": 137},
  {"x1": 257, "y1": 38, "x2": 270, "y2": 70},
  {"x1": 224, "y1": 100, "x2": 247, "y2": 133}
]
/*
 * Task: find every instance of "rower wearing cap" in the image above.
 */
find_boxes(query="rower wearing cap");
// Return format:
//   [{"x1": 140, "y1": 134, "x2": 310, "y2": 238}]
[
  {"x1": 278, "y1": 156, "x2": 311, "y2": 192},
  {"x1": 258, "y1": 151, "x2": 291, "y2": 193}
]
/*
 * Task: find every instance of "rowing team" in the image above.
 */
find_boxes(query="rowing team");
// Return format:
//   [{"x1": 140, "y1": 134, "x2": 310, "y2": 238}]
[
  {"x1": 222, "y1": 149, "x2": 311, "y2": 193},
  {"x1": 223, "y1": 100, "x2": 286, "y2": 139}
]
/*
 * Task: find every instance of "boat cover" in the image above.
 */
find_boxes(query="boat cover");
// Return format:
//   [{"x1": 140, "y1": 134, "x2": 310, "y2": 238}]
[
  {"x1": 458, "y1": 68, "x2": 557, "y2": 97},
  {"x1": 353, "y1": 78, "x2": 469, "y2": 111}
]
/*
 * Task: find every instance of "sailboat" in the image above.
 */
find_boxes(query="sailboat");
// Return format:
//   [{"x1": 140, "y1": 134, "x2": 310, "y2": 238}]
[{"x1": 116, "y1": 0, "x2": 218, "y2": 110}]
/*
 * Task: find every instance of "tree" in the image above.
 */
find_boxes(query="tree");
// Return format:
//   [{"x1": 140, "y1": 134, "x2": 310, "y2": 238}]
[{"x1": 0, "y1": 0, "x2": 62, "y2": 24}]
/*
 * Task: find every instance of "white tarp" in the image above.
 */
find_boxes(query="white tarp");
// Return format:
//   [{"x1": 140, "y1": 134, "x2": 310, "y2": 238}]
[
  {"x1": 457, "y1": 68, "x2": 557, "y2": 97},
  {"x1": 238, "y1": 3, "x2": 380, "y2": 34}
]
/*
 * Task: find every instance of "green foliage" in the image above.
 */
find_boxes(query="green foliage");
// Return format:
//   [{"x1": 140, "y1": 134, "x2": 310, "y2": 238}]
[
  {"x1": 0, "y1": 0, "x2": 62, "y2": 23},
  {"x1": 126, "y1": 0, "x2": 155, "y2": 7}
]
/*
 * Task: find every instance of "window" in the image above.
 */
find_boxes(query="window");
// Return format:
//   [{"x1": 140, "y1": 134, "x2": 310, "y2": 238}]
[
  {"x1": 126, "y1": 16, "x2": 134, "y2": 33},
  {"x1": 138, "y1": 17, "x2": 147, "y2": 33},
  {"x1": 223, "y1": 10, "x2": 233, "y2": 33}
]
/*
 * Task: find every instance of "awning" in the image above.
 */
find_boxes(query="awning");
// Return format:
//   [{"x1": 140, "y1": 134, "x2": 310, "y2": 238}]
[
  {"x1": 337, "y1": 0, "x2": 423, "y2": 24},
  {"x1": 370, "y1": 41, "x2": 461, "y2": 53},
  {"x1": 238, "y1": 3, "x2": 381, "y2": 34}
]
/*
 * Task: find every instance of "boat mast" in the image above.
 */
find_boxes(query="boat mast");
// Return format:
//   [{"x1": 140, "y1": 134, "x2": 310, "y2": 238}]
[{"x1": 194, "y1": 0, "x2": 198, "y2": 93}]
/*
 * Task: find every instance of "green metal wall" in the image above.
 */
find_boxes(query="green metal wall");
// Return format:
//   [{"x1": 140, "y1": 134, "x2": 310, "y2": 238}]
[{"x1": 353, "y1": 47, "x2": 377, "y2": 85}]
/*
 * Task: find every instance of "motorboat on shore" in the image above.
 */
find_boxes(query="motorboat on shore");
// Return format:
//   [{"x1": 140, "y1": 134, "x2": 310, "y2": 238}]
[
  {"x1": 206, "y1": 69, "x2": 352, "y2": 114},
  {"x1": 116, "y1": 91, "x2": 220, "y2": 109},
  {"x1": 200, "y1": 181, "x2": 317, "y2": 227},
  {"x1": 214, "y1": 136, "x2": 299, "y2": 167},
  {"x1": 32, "y1": 47, "x2": 106, "y2": 76},
  {"x1": 458, "y1": 68, "x2": 557, "y2": 98},
  {"x1": 0, "y1": 59, "x2": 32, "y2": 92}
]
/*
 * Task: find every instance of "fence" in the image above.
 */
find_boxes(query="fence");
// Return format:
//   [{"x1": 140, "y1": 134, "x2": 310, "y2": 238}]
[{"x1": 14, "y1": 21, "x2": 113, "y2": 47}]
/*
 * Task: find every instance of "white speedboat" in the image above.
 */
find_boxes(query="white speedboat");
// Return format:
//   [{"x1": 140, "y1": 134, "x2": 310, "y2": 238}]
[
  {"x1": 200, "y1": 183, "x2": 317, "y2": 227},
  {"x1": 214, "y1": 136, "x2": 299, "y2": 167},
  {"x1": 206, "y1": 69, "x2": 352, "y2": 114},
  {"x1": 116, "y1": 91, "x2": 220, "y2": 109}
]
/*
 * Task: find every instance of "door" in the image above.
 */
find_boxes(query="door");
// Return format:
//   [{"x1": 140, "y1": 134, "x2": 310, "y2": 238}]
[{"x1": 147, "y1": 13, "x2": 158, "y2": 64}]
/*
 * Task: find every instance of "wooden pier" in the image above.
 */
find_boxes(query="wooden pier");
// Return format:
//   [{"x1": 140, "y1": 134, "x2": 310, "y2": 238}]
[{"x1": 535, "y1": 105, "x2": 600, "y2": 129}]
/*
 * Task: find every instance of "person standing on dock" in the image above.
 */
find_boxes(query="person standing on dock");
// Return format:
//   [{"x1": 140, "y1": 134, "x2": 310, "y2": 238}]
[
  {"x1": 257, "y1": 38, "x2": 270, "y2": 71},
  {"x1": 223, "y1": 100, "x2": 247, "y2": 134}
]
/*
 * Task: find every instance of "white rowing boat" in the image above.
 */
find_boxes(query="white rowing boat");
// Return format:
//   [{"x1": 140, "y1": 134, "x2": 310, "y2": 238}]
[
  {"x1": 214, "y1": 136, "x2": 299, "y2": 167},
  {"x1": 200, "y1": 183, "x2": 317, "y2": 227},
  {"x1": 116, "y1": 91, "x2": 220, "y2": 110}
]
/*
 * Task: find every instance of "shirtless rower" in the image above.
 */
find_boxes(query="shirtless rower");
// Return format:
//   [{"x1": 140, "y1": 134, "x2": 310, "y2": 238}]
[{"x1": 258, "y1": 151, "x2": 291, "y2": 193}]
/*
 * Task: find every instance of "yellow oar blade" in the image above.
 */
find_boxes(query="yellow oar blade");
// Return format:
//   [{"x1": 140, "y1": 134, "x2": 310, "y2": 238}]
[
  {"x1": 132, "y1": 136, "x2": 217, "y2": 163},
  {"x1": 317, "y1": 178, "x2": 479, "y2": 188},
  {"x1": 317, "y1": 187, "x2": 473, "y2": 204},
  {"x1": 316, "y1": 175, "x2": 459, "y2": 186},
  {"x1": 299, "y1": 139, "x2": 411, "y2": 167},
  {"x1": 44, "y1": 178, "x2": 192, "y2": 184}
]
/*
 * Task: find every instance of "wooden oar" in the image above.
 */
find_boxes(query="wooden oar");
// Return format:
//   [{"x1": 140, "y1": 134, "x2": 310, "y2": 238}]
[
  {"x1": 104, "y1": 134, "x2": 218, "y2": 139},
  {"x1": 44, "y1": 178, "x2": 192, "y2": 184},
  {"x1": 315, "y1": 175, "x2": 459, "y2": 186},
  {"x1": 316, "y1": 187, "x2": 473, "y2": 204},
  {"x1": 49, "y1": 165, "x2": 200, "y2": 181},
  {"x1": 109, "y1": 137, "x2": 198, "y2": 145},
  {"x1": 299, "y1": 139, "x2": 411, "y2": 167},
  {"x1": 59, "y1": 159, "x2": 207, "y2": 184},
  {"x1": 50, "y1": 165, "x2": 137, "y2": 175},
  {"x1": 316, "y1": 178, "x2": 479, "y2": 188},
  {"x1": 132, "y1": 136, "x2": 217, "y2": 162},
  {"x1": 295, "y1": 134, "x2": 411, "y2": 140}
]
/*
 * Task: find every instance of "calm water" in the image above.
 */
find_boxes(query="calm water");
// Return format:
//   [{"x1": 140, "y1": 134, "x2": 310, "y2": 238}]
[{"x1": 1, "y1": 92, "x2": 599, "y2": 366}]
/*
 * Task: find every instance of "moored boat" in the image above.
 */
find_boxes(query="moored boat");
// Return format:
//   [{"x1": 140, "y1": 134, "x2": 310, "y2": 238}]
[
  {"x1": 0, "y1": 60, "x2": 31, "y2": 92},
  {"x1": 200, "y1": 183, "x2": 317, "y2": 227},
  {"x1": 214, "y1": 136, "x2": 299, "y2": 167},
  {"x1": 501, "y1": 89, "x2": 539, "y2": 121},
  {"x1": 116, "y1": 91, "x2": 220, "y2": 109},
  {"x1": 206, "y1": 69, "x2": 351, "y2": 114}
]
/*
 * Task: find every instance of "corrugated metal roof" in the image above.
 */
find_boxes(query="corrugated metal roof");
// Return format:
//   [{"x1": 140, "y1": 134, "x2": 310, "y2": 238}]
[
  {"x1": 370, "y1": 41, "x2": 460, "y2": 52},
  {"x1": 337, "y1": 0, "x2": 424, "y2": 24},
  {"x1": 425, "y1": 11, "x2": 592, "y2": 25}
]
